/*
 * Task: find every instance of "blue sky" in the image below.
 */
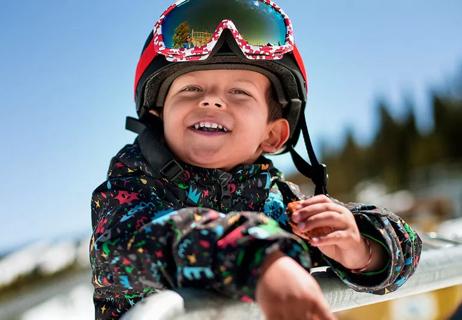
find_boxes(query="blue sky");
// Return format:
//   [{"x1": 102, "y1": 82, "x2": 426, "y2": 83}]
[{"x1": 1, "y1": 0, "x2": 461, "y2": 251}]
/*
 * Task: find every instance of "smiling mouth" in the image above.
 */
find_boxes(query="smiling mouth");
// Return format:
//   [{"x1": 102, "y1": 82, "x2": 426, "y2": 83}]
[{"x1": 190, "y1": 121, "x2": 231, "y2": 133}]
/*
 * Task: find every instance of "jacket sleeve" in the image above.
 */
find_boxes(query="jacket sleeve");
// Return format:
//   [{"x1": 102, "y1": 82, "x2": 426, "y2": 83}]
[
  {"x1": 90, "y1": 158, "x2": 312, "y2": 318},
  {"x1": 275, "y1": 180, "x2": 422, "y2": 295},
  {"x1": 325, "y1": 202, "x2": 422, "y2": 294}
]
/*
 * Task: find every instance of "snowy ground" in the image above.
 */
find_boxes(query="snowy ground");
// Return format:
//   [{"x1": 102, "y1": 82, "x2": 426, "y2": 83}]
[
  {"x1": 20, "y1": 284, "x2": 94, "y2": 320},
  {"x1": 0, "y1": 237, "x2": 93, "y2": 320},
  {"x1": 0, "y1": 238, "x2": 90, "y2": 289}
]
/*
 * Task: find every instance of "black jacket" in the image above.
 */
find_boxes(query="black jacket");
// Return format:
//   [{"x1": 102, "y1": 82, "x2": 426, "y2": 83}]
[{"x1": 90, "y1": 142, "x2": 422, "y2": 319}]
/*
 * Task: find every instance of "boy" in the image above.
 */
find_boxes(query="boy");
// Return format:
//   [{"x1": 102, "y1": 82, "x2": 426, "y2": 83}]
[{"x1": 90, "y1": 1, "x2": 422, "y2": 319}]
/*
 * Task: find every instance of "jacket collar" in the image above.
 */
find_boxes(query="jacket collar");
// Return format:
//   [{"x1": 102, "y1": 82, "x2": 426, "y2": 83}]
[{"x1": 172, "y1": 156, "x2": 281, "y2": 186}]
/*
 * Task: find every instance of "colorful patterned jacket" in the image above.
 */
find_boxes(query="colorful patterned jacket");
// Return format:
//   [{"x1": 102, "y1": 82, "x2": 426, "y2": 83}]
[{"x1": 90, "y1": 141, "x2": 422, "y2": 319}]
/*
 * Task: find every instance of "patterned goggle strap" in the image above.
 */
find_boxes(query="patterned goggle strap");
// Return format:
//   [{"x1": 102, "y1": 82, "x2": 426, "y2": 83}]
[{"x1": 153, "y1": 0, "x2": 295, "y2": 62}]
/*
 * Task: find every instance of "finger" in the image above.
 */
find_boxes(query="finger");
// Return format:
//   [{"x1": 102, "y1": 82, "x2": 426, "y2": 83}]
[
  {"x1": 292, "y1": 203, "x2": 344, "y2": 223},
  {"x1": 309, "y1": 230, "x2": 349, "y2": 247},
  {"x1": 297, "y1": 212, "x2": 345, "y2": 232},
  {"x1": 296, "y1": 195, "x2": 332, "y2": 207}
]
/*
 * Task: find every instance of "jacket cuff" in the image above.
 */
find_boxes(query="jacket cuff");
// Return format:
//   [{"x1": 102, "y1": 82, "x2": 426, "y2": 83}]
[{"x1": 322, "y1": 213, "x2": 396, "y2": 293}]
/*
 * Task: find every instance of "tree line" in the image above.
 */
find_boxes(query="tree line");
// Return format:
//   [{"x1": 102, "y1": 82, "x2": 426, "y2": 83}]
[{"x1": 321, "y1": 67, "x2": 462, "y2": 198}]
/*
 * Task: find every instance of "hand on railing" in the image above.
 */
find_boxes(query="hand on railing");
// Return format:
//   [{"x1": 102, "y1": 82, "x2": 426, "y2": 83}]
[{"x1": 256, "y1": 250, "x2": 336, "y2": 320}]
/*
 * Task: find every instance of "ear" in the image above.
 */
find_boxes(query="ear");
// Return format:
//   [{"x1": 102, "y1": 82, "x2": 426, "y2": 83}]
[{"x1": 261, "y1": 118, "x2": 290, "y2": 153}]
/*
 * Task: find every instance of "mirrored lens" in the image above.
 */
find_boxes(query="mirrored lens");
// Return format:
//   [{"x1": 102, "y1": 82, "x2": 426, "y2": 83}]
[{"x1": 162, "y1": 0, "x2": 287, "y2": 49}]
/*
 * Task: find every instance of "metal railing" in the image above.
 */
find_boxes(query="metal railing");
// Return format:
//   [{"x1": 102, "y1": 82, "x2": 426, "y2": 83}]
[{"x1": 123, "y1": 235, "x2": 462, "y2": 320}]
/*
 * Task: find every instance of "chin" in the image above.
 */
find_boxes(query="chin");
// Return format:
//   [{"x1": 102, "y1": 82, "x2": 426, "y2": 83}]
[
  {"x1": 179, "y1": 148, "x2": 258, "y2": 171},
  {"x1": 184, "y1": 154, "x2": 233, "y2": 170},
  {"x1": 190, "y1": 159, "x2": 231, "y2": 170}
]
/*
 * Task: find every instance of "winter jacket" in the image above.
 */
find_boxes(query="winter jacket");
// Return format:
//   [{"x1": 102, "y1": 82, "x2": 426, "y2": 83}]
[{"x1": 90, "y1": 141, "x2": 422, "y2": 319}]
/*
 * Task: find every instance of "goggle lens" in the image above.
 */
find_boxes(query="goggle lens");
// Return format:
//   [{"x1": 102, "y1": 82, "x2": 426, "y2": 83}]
[{"x1": 162, "y1": 0, "x2": 287, "y2": 49}]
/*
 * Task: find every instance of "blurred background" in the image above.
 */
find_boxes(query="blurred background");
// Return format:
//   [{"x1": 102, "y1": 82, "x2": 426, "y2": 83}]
[{"x1": 1, "y1": 0, "x2": 461, "y2": 319}]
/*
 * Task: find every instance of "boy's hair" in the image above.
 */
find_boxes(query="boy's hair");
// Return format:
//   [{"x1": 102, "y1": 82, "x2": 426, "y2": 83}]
[{"x1": 267, "y1": 84, "x2": 283, "y2": 122}]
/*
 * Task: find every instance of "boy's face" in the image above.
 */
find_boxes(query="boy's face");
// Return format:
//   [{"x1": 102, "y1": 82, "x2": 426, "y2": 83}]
[{"x1": 158, "y1": 69, "x2": 289, "y2": 171}]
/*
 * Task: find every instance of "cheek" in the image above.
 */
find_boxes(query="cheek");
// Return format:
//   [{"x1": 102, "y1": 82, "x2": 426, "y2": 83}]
[
  {"x1": 239, "y1": 113, "x2": 268, "y2": 134},
  {"x1": 163, "y1": 103, "x2": 185, "y2": 127},
  {"x1": 164, "y1": 121, "x2": 185, "y2": 144},
  {"x1": 162, "y1": 109, "x2": 182, "y2": 142}
]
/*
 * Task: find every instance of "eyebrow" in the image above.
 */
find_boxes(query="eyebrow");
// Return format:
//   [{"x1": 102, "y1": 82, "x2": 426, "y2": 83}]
[
  {"x1": 174, "y1": 76, "x2": 262, "y2": 91},
  {"x1": 233, "y1": 79, "x2": 260, "y2": 90}
]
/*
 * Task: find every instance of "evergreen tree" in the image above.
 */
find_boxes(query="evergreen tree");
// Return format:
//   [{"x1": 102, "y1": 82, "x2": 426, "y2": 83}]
[
  {"x1": 309, "y1": 66, "x2": 462, "y2": 198},
  {"x1": 173, "y1": 22, "x2": 191, "y2": 49}
]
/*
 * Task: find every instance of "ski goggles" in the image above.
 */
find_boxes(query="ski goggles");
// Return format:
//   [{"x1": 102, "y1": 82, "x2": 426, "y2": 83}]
[{"x1": 153, "y1": 0, "x2": 295, "y2": 62}]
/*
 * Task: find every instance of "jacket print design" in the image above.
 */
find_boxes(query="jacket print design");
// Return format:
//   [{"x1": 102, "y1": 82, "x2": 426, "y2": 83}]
[{"x1": 90, "y1": 142, "x2": 422, "y2": 319}]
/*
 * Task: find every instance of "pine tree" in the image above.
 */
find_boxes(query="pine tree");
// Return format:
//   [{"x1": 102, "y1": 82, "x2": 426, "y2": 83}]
[{"x1": 172, "y1": 22, "x2": 191, "y2": 49}]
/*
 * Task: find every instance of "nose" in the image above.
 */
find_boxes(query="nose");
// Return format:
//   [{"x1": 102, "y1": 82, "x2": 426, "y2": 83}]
[{"x1": 200, "y1": 96, "x2": 225, "y2": 109}]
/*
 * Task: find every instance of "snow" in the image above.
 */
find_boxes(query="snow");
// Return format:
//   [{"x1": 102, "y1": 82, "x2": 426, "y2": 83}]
[
  {"x1": 437, "y1": 217, "x2": 462, "y2": 240},
  {"x1": 0, "y1": 242, "x2": 49, "y2": 287},
  {"x1": 37, "y1": 241, "x2": 77, "y2": 275},
  {"x1": 20, "y1": 284, "x2": 94, "y2": 320},
  {"x1": 356, "y1": 181, "x2": 415, "y2": 212},
  {"x1": 0, "y1": 238, "x2": 89, "y2": 287}
]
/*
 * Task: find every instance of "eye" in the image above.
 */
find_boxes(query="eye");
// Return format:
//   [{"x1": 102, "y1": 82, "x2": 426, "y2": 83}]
[
  {"x1": 181, "y1": 85, "x2": 202, "y2": 93},
  {"x1": 230, "y1": 88, "x2": 251, "y2": 96}
]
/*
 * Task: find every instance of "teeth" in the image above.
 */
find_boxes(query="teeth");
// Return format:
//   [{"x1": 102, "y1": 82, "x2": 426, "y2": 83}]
[{"x1": 194, "y1": 122, "x2": 228, "y2": 132}]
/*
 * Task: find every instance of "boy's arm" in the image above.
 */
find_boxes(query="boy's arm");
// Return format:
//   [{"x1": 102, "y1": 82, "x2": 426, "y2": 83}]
[
  {"x1": 275, "y1": 180, "x2": 422, "y2": 295},
  {"x1": 90, "y1": 157, "x2": 312, "y2": 318},
  {"x1": 328, "y1": 202, "x2": 422, "y2": 294}
]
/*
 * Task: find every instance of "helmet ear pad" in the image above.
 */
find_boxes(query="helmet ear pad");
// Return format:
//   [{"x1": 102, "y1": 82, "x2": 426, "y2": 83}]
[{"x1": 138, "y1": 30, "x2": 307, "y2": 150}]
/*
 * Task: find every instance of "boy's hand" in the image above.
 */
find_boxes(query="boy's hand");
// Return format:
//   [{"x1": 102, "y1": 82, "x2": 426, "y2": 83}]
[
  {"x1": 288, "y1": 195, "x2": 372, "y2": 270},
  {"x1": 256, "y1": 250, "x2": 336, "y2": 320}
]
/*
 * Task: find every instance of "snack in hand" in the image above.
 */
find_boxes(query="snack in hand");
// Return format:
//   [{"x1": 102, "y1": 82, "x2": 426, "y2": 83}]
[{"x1": 287, "y1": 201, "x2": 334, "y2": 241}]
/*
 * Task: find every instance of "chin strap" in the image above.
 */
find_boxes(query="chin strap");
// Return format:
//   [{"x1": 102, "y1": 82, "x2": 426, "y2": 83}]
[
  {"x1": 289, "y1": 112, "x2": 328, "y2": 195},
  {"x1": 125, "y1": 116, "x2": 184, "y2": 180}
]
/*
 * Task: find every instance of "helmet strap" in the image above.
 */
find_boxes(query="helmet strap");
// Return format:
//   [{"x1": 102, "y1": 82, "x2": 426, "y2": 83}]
[
  {"x1": 125, "y1": 116, "x2": 184, "y2": 180},
  {"x1": 289, "y1": 112, "x2": 328, "y2": 195}
]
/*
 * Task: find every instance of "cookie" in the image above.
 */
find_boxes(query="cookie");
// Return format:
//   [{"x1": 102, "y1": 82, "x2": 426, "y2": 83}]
[{"x1": 287, "y1": 201, "x2": 334, "y2": 241}]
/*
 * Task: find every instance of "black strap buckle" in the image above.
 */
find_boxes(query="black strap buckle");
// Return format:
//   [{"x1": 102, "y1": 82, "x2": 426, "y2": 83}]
[
  {"x1": 314, "y1": 163, "x2": 328, "y2": 195},
  {"x1": 125, "y1": 116, "x2": 147, "y2": 134},
  {"x1": 160, "y1": 159, "x2": 184, "y2": 180},
  {"x1": 315, "y1": 163, "x2": 328, "y2": 187}
]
